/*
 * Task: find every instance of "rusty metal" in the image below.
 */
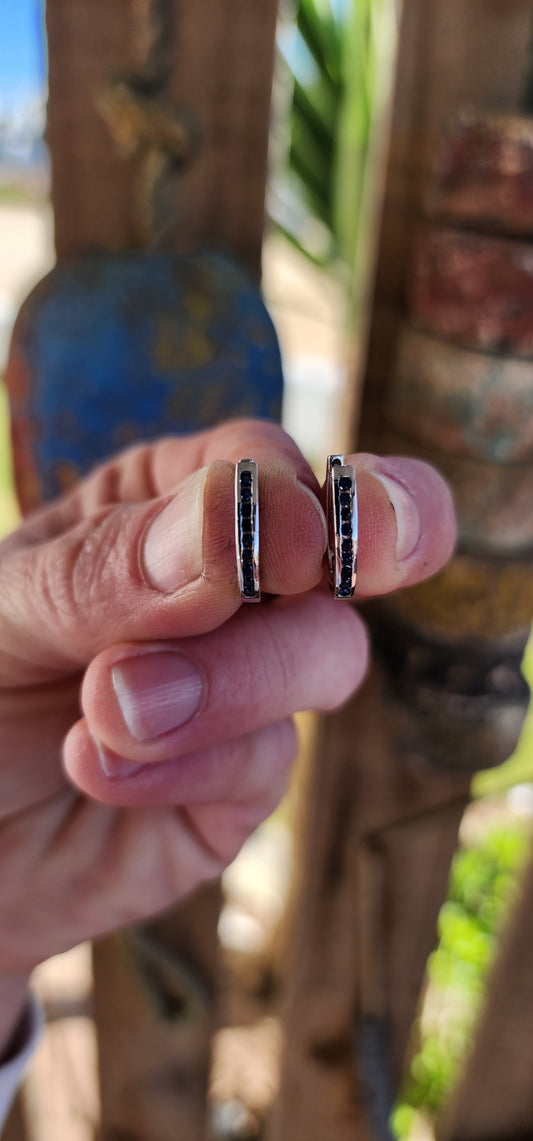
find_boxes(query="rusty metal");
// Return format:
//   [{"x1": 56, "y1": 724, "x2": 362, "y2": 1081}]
[
  {"x1": 386, "y1": 324, "x2": 533, "y2": 464},
  {"x1": 409, "y1": 227, "x2": 533, "y2": 356},
  {"x1": 429, "y1": 112, "x2": 533, "y2": 234}
]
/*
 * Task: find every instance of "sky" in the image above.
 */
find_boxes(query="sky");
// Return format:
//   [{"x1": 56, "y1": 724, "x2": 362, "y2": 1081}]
[{"x1": 0, "y1": 0, "x2": 45, "y2": 116}]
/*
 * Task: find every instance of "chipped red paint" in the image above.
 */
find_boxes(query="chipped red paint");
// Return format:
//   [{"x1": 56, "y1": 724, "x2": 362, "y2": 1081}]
[
  {"x1": 387, "y1": 325, "x2": 533, "y2": 463},
  {"x1": 410, "y1": 228, "x2": 533, "y2": 356},
  {"x1": 430, "y1": 112, "x2": 533, "y2": 234}
]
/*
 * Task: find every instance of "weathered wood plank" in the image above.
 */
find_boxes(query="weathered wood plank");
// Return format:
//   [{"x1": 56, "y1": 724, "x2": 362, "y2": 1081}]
[
  {"x1": 43, "y1": 7, "x2": 280, "y2": 1141},
  {"x1": 273, "y1": 2, "x2": 533, "y2": 1138},
  {"x1": 46, "y1": 0, "x2": 278, "y2": 277},
  {"x1": 270, "y1": 673, "x2": 470, "y2": 1141},
  {"x1": 46, "y1": 0, "x2": 144, "y2": 254},
  {"x1": 360, "y1": 0, "x2": 533, "y2": 443},
  {"x1": 93, "y1": 885, "x2": 221, "y2": 1141},
  {"x1": 166, "y1": 0, "x2": 279, "y2": 275}
]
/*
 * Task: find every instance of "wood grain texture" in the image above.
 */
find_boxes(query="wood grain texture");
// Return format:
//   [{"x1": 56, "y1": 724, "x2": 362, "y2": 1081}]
[
  {"x1": 358, "y1": 0, "x2": 533, "y2": 445},
  {"x1": 46, "y1": 0, "x2": 278, "y2": 277},
  {"x1": 274, "y1": 2, "x2": 533, "y2": 1138},
  {"x1": 43, "y1": 8, "x2": 280, "y2": 1140},
  {"x1": 46, "y1": 0, "x2": 143, "y2": 255},
  {"x1": 93, "y1": 885, "x2": 221, "y2": 1141},
  {"x1": 269, "y1": 673, "x2": 470, "y2": 1140},
  {"x1": 166, "y1": 0, "x2": 279, "y2": 276}
]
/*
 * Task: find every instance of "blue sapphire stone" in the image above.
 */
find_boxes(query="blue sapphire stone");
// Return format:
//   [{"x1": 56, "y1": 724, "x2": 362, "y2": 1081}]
[
  {"x1": 241, "y1": 486, "x2": 252, "y2": 502},
  {"x1": 341, "y1": 521, "x2": 352, "y2": 537},
  {"x1": 240, "y1": 501, "x2": 252, "y2": 518},
  {"x1": 240, "y1": 470, "x2": 252, "y2": 486},
  {"x1": 241, "y1": 517, "x2": 253, "y2": 533},
  {"x1": 339, "y1": 477, "x2": 351, "y2": 491},
  {"x1": 338, "y1": 585, "x2": 352, "y2": 597},
  {"x1": 340, "y1": 492, "x2": 351, "y2": 507},
  {"x1": 242, "y1": 533, "x2": 253, "y2": 549}
]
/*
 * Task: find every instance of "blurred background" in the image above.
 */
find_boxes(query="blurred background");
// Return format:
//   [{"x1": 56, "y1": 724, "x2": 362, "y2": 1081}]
[{"x1": 1, "y1": 2, "x2": 533, "y2": 1140}]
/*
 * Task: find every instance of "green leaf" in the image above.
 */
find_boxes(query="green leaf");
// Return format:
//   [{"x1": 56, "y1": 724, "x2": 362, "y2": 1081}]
[{"x1": 296, "y1": 0, "x2": 343, "y2": 90}]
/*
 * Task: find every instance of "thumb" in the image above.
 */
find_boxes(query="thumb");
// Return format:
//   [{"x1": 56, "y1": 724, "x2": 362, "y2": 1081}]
[{"x1": 0, "y1": 459, "x2": 326, "y2": 686}]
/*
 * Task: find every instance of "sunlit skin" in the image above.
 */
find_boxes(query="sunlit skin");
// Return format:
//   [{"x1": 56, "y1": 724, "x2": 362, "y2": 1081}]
[{"x1": 0, "y1": 419, "x2": 456, "y2": 1054}]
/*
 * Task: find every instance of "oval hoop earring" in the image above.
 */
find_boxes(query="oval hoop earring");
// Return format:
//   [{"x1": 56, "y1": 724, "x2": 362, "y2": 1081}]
[
  {"x1": 235, "y1": 459, "x2": 261, "y2": 602},
  {"x1": 326, "y1": 454, "x2": 358, "y2": 599}
]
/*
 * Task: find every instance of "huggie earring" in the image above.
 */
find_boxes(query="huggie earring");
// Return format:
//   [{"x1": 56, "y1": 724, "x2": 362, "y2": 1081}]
[
  {"x1": 326, "y1": 454, "x2": 358, "y2": 599},
  {"x1": 235, "y1": 459, "x2": 261, "y2": 602}
]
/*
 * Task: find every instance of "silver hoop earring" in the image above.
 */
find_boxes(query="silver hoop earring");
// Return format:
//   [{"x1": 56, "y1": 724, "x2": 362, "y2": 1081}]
[
  {"x1": 235, "y1": 459, "x2": 261, "y2": 602},
  {"x1": 326, "y1": 454, "x2": 358, "y2": 599}
]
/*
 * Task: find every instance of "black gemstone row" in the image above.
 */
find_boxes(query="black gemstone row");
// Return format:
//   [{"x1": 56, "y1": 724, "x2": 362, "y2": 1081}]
[
  {"x1": 239, "y1": 470, "x2": 256, "y2": 597},
  {"x1": 337, "y1": 476, "x2": 354, "y2": 597}
]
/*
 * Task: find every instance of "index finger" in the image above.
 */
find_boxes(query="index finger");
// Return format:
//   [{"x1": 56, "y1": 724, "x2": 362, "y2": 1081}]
[
  {"x1": 6, "y1": 419, "x2": 317, "y2": 551},
  {"x1": 0, "y1": 446, "x2": 327, "y2": 685}
]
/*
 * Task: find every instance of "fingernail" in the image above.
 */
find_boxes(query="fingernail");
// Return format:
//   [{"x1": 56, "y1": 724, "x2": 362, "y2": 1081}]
[
  {"x1": 112, "y1": 651, "x2": 206, "y2": 742},
  {"x1": 142, "y1": 467, "x2": 208, "y2": 593},
  {"x1": 92, "y1": 735, "x2": 142, "y2": 780},
  {"x1": 370, "y1": 469, "x2": 421, "y2": 563}
]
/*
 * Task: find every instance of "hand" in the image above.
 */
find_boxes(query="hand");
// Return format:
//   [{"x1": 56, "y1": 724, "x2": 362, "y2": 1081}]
[{"x1": 0, "y1": 419, "x2": 455, "y2": 1044}]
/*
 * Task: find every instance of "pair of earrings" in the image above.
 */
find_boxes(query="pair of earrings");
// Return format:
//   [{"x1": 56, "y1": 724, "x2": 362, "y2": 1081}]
[{"x1": 235, "y1": 455, "x2": 358, "y2": 603}]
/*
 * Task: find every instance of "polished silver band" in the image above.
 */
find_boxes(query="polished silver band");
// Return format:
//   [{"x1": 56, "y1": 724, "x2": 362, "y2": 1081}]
[
  {"x1": 235, "y1": 459, "x2": 261, "y2": 602},
  {"x1": 326, "y1": 454, "x2": 358, "y2": 599}
]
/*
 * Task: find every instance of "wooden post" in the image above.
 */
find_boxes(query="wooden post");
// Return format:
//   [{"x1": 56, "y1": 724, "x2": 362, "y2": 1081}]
[
  {"x1": 272, "y1": 2, "x2": 533, "y2": 1137},
  {"x1": 47, "y1": 0, "x2": 278, "y2": 276},
  {"x1": 6, "y1": 3, "x2": 280, "y2": 1139}
]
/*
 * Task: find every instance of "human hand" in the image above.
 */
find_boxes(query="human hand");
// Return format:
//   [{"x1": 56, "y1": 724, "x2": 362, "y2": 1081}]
[{"x1": 0, "y1": 419, "x2": 455, "y2": 1046}]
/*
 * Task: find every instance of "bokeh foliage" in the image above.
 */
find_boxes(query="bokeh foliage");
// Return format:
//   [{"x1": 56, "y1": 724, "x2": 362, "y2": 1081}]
[
  {"x1": 279, "y1": 0, "x2": 396, "y2": 272},
  {"x1": 392, "y1": 639, "x2": 533, "y2": 1137}
]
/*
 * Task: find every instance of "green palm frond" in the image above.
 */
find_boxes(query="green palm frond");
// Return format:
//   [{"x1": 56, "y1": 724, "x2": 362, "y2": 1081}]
[
  {"x1": 296, "y1": 0, "x2": 343, "y2": 90},
  {"x1": 280, "y1": 0, "x2": 396, "y2": 279}
]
